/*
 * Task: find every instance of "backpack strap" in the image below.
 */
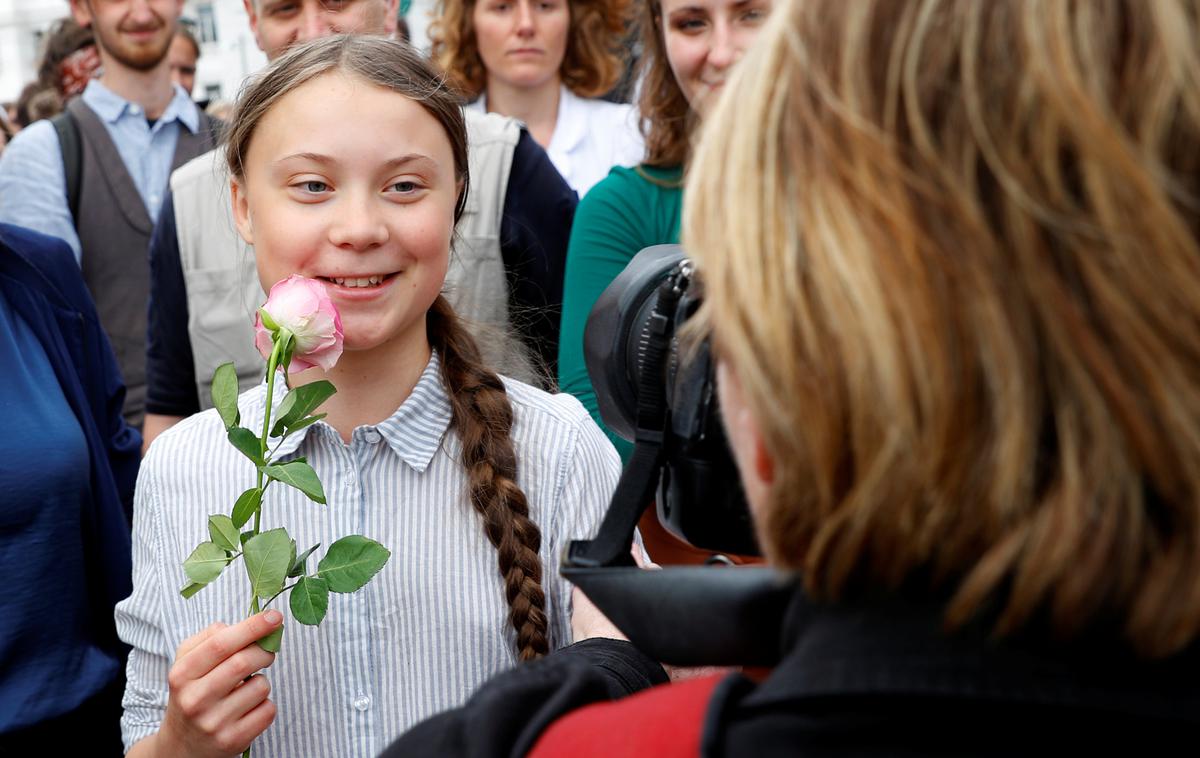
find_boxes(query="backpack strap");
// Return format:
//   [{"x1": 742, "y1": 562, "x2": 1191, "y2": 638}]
[{"x1": 51, "y1": 110, "x2": 83, "y2": 226}]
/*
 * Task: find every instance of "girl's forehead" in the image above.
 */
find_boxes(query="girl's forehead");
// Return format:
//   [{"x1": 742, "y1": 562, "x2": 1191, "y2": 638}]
[{"x1": 245, "y1": 71, "x2": 454, "y2": 170}]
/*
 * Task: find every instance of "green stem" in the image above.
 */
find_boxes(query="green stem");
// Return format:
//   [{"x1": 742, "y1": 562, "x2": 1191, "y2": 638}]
[
  {"x1": 263, "y1": 580, "x2": 302, "y2": 609},
  {"x1": 253, "y1": 339, "x2": 284, "y2": 536}
]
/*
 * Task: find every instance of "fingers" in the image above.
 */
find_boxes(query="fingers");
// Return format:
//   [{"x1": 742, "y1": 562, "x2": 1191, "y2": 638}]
[
  {"x1": 175, "y1": 622, "x2": 228, "y2": 661},
  {"x1": 172, "y1": 611, "x2": 282, "y2": 682}
]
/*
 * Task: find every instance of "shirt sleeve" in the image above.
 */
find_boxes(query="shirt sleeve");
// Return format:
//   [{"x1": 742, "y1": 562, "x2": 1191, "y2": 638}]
[
  {"x1": 499, "y1": 130, "x2": 578, "y2": 380},
  {"x1": 114, "y1": 452, "x2": 173, "y2": 750},
  {"x1": 557, "y1": 172, "x2": 647, "y2": 461},
  {"x1": 0, "y1": 120, "x2": 81, "y2": 261},
  {"x1": 145, "y1": 190, "x2": 202, "y2": 417},
  {"x1": 545, "y1": 398, "x2": 621, "y2": 651}
]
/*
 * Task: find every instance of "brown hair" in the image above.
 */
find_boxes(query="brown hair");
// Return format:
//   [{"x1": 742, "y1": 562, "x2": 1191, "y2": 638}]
[
  {"x1": 174, "y1": 24, "x2": 201, "y2": 59},
  {"x1": 36, "y1": 17, "x2": 94, "y2": 93},
  {"x1": 430, "y1": 0, "x2": 632, "y2": 101},
  {"x1": 227, "y1": 34, "x2": 549, "y2": 660},
  {"x1": 636, "y1": 0, "x2": 692, "y2": 167},
  {"x1": 686, "y1": 0, "x2": 1200, "y2": 658}
]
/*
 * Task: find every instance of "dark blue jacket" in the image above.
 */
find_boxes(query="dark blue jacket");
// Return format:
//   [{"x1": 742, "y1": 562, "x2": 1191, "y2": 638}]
[{"x1": 0, "y1": 223, "x2": 139, "y2": 658}]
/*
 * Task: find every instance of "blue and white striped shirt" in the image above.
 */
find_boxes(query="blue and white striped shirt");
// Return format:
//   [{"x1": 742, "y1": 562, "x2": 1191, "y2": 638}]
[{"x1": 116, "y1": 354, "x2": 621, "y2": 756}]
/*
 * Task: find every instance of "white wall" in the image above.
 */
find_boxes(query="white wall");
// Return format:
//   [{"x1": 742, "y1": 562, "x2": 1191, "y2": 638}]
[
  {"x1": 182, "y1": 0, "x2": 266, "y2": 104},
  {"x1": 0, "y1": 0, "x2": 71, "y2": 104}
]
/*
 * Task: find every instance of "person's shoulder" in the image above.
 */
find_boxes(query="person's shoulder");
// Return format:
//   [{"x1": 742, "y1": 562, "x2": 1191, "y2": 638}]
[
  {"x1": 464, "y1": 108, "x2": 522, "y2": 147},
  {"x1": 503, "y1": 378, "x2": 599, "y2": 431},
  {"x1": 0, "y1": 223, "x2": 84, "y2": 301},
  {"x1": 577, "y1": 164, "x2": 665, "y2": 213},
  {"x1": 170, "y1": 147, "x2": 224, "y2": 192},
  {"x1": 0, "y1": 118, "x2": 59, "y2": 161}
]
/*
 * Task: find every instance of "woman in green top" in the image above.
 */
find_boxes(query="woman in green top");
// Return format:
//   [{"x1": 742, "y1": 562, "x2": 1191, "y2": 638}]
[{"x1": 558, "y1": 0, "x2": 776, "y2": 460}]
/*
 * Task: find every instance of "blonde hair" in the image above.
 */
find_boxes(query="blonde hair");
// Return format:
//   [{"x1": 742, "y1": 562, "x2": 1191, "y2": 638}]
[
  {"x1": 686, "y1": 0, "x2": 1200, "y2": 658},
  {"x1": 430, "y1": 0, "x2": 632, "y2": 101}
]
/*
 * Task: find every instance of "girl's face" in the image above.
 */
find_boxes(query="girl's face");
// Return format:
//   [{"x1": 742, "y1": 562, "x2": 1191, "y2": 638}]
[
  {"x1": 232, "y1": 71, "x2": 460, "y2": 357},
  {"x1": 473, "y1": 0, "x2": 570, "y2": 93},
  {"x1": 659, "y1": 0, "x2": 772, "y2": 116}
]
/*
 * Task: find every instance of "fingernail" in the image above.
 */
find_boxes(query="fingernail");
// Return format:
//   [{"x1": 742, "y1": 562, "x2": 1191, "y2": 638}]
[{"x1": 264, "y1": 610, "x2": 283, "y2": 625}]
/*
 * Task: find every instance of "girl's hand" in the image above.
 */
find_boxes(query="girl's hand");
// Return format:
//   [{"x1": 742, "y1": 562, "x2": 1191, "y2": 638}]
[{"x1": 156, "y1": 611, "x2": 283, "y2": 758}]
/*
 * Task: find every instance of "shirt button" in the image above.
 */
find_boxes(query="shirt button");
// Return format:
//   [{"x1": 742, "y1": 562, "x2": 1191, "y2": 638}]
[
  {"x1": 129, "y1": 105, "x2": 141, "y2": 116},
  {"x1": 364, "y1": 430, "x2": 381, "y2": 444},
  {"x1": 353, "y1": 695, "x2": 371, "y2": 711}
]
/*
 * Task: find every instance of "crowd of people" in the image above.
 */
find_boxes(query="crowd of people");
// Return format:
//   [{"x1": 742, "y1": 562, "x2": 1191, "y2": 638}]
[{"x1": 3, "y1": 0, "x2": 1200, "y2": 755}]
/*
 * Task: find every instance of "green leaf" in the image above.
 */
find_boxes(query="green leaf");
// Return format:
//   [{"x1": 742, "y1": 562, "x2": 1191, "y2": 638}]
[
  {"x1": 208, "y1": 515, "x2": 240, "y2": 552},
  {"x1": 243, "y1": 528, "x2": 293, "y2": 600},
  {"x1": 257, "y1": 625, "x2": 283, "y2": 653},
  {"x1": 231, "y1": 487, "x2": 263, "y2": 529},
  {"x1": 282, "y1": 415, "x2": 326, "y2": 439},
  {"x1": 179, "y1": 581, "x2": 206, "y2": 599},
  {"x1": 240, "y1": 530, "x2": 254, "y2": 547},
  {"x1": 289, "y1": 542, "x2": 321, "y2": 578},
  {"x1": 211, "y1": 363, "x2": 240, "y2": 430},
  {"x1": 262, "y1": 460, "x2": 326, "y2": 504},
  {"x1": 289, "y1": 576, "x2": 329, "y2": 625},
  {"x1": 317, "y1": 536, "x2": 391, "y2": 593},
  {"x1": 258, "y1": 307, "x2": 279, "y2": 333},
  {"x1": 183, "y1": 541, "x2": 230, "y2": 585},
  {"x1": 270, "y1": 381, "x2": 336, "y2": 438},
  {"x1": 227, "y1": 427, "x2": 264, "y2": 466}
]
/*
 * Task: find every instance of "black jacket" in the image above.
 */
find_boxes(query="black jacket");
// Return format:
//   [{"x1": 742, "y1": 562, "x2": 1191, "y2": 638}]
[{"x1": 384, "y1": 586, "x2": 1200, "y2": 756}]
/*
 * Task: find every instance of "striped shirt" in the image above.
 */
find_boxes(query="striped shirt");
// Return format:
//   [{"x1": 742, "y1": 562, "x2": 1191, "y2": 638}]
[{"x1": 116, "y1": 353, "x2": 621, "y2": 756}]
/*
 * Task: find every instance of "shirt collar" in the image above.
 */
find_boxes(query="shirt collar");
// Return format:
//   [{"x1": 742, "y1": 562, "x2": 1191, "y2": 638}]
[
  {"x1": 80, "y1": 80, "x2": 200, "y2": 132},
  {"x1": 266, "y1": 352, "x2": 452, "y2": 473}
]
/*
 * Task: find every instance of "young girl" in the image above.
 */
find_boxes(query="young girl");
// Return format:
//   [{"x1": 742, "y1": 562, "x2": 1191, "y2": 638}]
[
  {"x1": 115, "y1": 35, "x2": 619, "y2": 758},
  {"x1": 430, "y1": 0, "x2": 643, "y2": 198}
]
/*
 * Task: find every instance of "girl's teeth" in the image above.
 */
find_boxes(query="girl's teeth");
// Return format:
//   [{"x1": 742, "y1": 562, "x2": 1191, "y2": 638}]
[{"x1": 330, "y1": 276, "x2": 384, "y2": 288}]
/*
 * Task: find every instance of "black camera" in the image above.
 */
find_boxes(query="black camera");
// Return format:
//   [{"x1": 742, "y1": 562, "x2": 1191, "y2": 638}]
[
  {"x1": 584, "y1": 244, "x2": 758, "y2": 557},
  {"x1": 561, "y1": 246, "x2": 792, "y2": 667}
]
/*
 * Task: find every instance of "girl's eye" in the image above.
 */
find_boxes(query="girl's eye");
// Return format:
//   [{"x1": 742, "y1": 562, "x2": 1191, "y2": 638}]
[
  {"x1": 390, "y1": 181, "x2": 419, "y2": 194},
  {"x1": 302, "y1": 180, "x2": 329, "y2": 193}
]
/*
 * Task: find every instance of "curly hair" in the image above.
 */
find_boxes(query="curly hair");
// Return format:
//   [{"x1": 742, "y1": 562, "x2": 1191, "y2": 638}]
[
  {"x1": 636, "y1": 0, "x2": 693, "y2": 168},
  {"x1": 430, "y1": 0, "x2": 632, "y2": 101}
]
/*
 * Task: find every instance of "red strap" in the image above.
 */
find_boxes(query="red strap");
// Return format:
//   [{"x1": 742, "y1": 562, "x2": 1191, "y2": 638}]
[{"x1": 529, "y1": 674, "x2": 725, "y2": 758}]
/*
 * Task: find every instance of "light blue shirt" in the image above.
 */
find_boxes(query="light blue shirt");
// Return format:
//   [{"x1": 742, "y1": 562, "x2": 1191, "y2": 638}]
[
  {"x1": 0, "y1": 80, "x2": 199, "y2": 263},
  {"x1": 116, "y1": 353, "x2": 623, "y2": 757}
]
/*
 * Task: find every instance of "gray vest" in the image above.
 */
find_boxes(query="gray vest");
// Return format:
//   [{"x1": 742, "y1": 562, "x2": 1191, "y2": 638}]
[
  {"x1": 174, "y1": 109, "x2": 533, "y2": 411},
  {"x1": 70, "y1": 98, "x2": 217, "y2": 428}
]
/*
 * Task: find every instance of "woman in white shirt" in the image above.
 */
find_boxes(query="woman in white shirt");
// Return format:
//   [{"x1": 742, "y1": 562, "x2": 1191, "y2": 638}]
[{"x1": 431, "y1": 0, "x2": 644, "y2": 198}]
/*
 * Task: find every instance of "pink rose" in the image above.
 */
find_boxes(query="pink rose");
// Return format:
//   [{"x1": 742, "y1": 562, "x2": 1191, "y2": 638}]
[{"x1": 255, "y1": 275, "x2": 343, "y2": 373}]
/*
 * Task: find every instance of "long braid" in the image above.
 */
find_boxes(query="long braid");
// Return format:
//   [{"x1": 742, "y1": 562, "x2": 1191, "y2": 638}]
[{"x1": 428, "y1": 296, "x2": 550, "y2": 660}]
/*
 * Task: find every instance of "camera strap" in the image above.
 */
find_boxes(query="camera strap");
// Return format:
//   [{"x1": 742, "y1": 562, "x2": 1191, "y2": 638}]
[{"x1": 566, "y1": 267, "x2": 689, "y2": 568}]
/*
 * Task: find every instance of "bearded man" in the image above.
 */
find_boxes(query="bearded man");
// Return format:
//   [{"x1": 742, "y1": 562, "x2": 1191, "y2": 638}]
[{"x1": 0, "y1": 0, "x2": 222, "y2": 429}]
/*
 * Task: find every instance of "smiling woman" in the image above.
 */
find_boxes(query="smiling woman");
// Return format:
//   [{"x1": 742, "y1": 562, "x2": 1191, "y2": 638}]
[
  {"x1": 114, "y1": 35, "x2": 622, "y2": 758},
  {"x1": 431, "y1": 0, "x2": 643, "y2": 197}
]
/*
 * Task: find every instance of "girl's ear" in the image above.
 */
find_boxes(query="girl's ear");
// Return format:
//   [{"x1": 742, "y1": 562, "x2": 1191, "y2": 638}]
[{"x1": 231, "y1": 177, "x2": 254, "y2": 245}]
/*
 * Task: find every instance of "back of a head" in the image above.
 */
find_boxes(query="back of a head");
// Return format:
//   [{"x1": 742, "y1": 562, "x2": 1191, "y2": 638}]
[
  {"x1": 36, "y1": 17, "x2": 95, "y2": 93},
  {"x1": 686, "y1": 0, "x2": 1200, "y2": 658}
]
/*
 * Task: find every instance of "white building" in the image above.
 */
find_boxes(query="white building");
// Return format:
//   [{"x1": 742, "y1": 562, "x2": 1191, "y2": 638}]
[
  {"x1": 0, "y1": 0, "x2": 438, "y2": 106},
  {"x1": 182, "y1": 0, "x2": 266, "y2": 105},
  {"x1": 0, "y1": 0, "x2": 71, "y2": 104}
]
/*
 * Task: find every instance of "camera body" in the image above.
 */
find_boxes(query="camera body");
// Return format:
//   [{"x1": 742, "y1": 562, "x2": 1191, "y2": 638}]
[{"x1": 583, "y1": 244, "x2": 758, "y2": 557}]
